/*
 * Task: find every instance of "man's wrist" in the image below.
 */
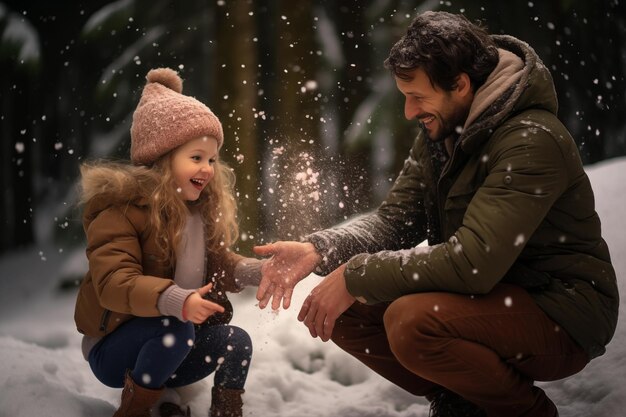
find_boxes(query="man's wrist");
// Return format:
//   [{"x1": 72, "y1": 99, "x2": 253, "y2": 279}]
[
  {"x1": 306, "y1": 235, "x2": 327, "y2": 254},
  {"x1": 303, "y1": 241, "x2": 323, "y2": 269}
]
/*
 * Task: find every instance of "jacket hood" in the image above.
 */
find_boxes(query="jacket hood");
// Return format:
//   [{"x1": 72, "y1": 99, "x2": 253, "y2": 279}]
[
  {"x1": 461, "y1": 34, "x2": 558, "y2": 152},
  {"x1": 80, "y1": 163, "x2": 155, "y2": 226}
]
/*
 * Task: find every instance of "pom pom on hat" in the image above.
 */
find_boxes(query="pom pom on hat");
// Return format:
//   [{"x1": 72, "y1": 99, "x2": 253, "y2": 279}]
[
  {"x1": 130, "y1": 67, "x2": 224, "y2": 165},
  {"x1": 145, "y1": 68, "x2": 183, "y2": 93}
]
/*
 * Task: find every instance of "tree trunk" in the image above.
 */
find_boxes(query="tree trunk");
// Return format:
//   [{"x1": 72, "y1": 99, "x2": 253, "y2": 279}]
[{"x1": 212, "y1": 0, "x2": 261, "y2": 253}]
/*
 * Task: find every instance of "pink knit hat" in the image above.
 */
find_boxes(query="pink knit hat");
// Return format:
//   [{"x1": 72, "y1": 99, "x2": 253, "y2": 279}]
[{"x1": 130, "y1": 68, "x2": 224, "y2": 165}]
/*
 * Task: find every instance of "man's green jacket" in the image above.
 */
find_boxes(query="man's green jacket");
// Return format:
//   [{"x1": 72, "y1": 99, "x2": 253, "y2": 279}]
[{"x1": 306, "y1": 35, "x2": 619, "y2": 360}]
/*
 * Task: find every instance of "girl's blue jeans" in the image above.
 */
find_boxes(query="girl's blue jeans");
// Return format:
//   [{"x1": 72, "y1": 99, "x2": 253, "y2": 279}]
[{"x1": 88, "y1": 316, "x2": 252, "y2": 390}]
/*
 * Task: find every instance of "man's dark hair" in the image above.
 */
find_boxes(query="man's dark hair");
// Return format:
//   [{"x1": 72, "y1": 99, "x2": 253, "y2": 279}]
[{"x1": 384, "y1": 11, "x2": 499, "y2": 92}]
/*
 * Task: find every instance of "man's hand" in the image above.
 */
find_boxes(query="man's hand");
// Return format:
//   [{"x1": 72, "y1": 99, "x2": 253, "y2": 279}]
[
  {"x1": 253, "y1": 241, "x2": 321, "y2": 310},
  {"x1": 297, "y1": 264, "x2": 355, "y2": 342},
  {"x1": 183, "y1": 283, "x2": 225, "y2": 324}
]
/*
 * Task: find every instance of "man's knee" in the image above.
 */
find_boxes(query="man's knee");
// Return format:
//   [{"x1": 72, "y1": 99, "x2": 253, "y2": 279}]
[
  {"x1": 383, "y1": 295, "x2": 440, "y2": 363},
  {"x1": 384, "y1": 296, "x2": 415, "y2": 349}
]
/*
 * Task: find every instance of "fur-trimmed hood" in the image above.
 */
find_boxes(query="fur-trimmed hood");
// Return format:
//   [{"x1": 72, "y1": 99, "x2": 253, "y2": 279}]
[{"x1": 79, "y1": 162, "x2": 156, "y2": 226}]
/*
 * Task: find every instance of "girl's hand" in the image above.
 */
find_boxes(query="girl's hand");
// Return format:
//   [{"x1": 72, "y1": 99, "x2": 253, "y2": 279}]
[{"x1": 183, "y1": 283, "x2": 226, "y2": 324}]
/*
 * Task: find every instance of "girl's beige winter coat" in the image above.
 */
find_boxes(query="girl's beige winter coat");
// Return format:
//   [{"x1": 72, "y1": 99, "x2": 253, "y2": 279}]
[{"x1": 74, "y1": 171, "x2": 242, "y2": 338}]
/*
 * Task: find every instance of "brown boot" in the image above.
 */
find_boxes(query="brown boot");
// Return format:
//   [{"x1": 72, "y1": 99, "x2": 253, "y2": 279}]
[
  {"x1": 112, "y1": 371, "x2": 163, "y2": 417},
  {"x1": 209, "y1": 386, "x2": 244, "y2": 417},
  {"x1": 159, "y1": 402, "x2": 191, "y2": 416}
]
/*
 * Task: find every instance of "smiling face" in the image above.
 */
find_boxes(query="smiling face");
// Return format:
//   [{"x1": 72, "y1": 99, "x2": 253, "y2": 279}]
[
  {"x1": 395, "y1": 68, "x2": 473, "y2": 142},
  {"x1": 170, "y1": 136, "x2": 219, "y2": 201}
]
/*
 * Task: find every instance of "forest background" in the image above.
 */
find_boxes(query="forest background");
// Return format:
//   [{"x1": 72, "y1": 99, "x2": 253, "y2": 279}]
[{"x1": 1, "y1": 0, "x2": 625, "y2": 272}]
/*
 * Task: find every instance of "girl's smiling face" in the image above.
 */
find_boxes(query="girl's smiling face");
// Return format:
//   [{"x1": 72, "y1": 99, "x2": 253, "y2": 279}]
[{"x1": 170, "y1": 136, "x2": 219, "y2": 201}]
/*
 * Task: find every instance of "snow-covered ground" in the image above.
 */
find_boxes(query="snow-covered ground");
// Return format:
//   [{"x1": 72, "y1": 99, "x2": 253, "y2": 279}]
[{"x1": 0, "y1": 157, "x2": 624, "y2": 417}]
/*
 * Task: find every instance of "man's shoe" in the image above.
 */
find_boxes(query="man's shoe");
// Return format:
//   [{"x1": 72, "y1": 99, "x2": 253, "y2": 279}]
[{"x1": 428, "y1": 389, "x2": 486, "y2": 417}]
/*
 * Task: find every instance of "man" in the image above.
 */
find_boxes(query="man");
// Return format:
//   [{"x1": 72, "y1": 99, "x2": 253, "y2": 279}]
[{"x1": 254, "y1": 11, "x2": 618, "y2": 417}]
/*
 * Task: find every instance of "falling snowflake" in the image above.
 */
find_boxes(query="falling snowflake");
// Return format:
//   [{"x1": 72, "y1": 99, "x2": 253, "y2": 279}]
[
  {"x1": 504, "y1": 296, "x2": 513, "y2": 307},
  {"x1": 162, "y1": 334, "x2": 175, "y2": 348}
]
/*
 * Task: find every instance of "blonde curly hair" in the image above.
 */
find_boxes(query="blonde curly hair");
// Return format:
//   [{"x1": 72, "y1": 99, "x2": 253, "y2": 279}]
[{"x1": 79, "y1": 154, "x2": 238, "y2": 267}]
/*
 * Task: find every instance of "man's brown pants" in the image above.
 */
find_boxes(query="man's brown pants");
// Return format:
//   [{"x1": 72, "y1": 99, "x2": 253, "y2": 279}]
[{"x1": 331, "y1": 284, "x2": 588, "y2": 417}]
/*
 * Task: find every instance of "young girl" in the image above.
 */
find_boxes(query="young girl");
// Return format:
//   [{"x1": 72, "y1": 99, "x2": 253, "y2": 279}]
[{"x1": 74, "y1": 68, "x2": 262, "y2": 417}]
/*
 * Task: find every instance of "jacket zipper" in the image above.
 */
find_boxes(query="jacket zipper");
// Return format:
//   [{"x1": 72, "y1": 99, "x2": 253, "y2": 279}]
[
  {"x1": 99, "y1": 309, "x2": 111, "y2": 333},
  {"x1": 436, "y1": 141, "x2": 460, "y2": 239}
]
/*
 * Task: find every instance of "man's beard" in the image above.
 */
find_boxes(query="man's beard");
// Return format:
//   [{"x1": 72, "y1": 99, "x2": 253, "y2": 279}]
[{"x1": 422, "y1": 101, "x2": 470, "y2": 142}]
